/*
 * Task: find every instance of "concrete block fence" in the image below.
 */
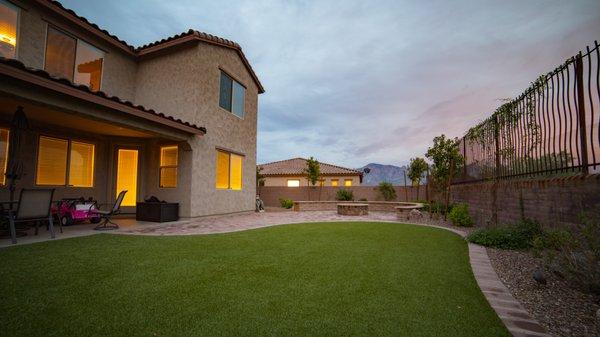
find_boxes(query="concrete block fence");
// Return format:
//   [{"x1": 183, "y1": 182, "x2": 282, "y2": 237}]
[
  {"x1": 450, "y1": 174, "x2": 600, "y2": 227},
  {"x1": 258, "y1": 185, "x2": 429, "y2": 207}
]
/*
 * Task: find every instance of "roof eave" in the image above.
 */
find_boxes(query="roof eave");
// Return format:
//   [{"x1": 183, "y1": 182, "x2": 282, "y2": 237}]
[
  {"x1": 0, "y1": 61, "x2": 206, "y2": 136},
  {"x1": 137, "y1": 34, "x2": 265, "y2": 94}
]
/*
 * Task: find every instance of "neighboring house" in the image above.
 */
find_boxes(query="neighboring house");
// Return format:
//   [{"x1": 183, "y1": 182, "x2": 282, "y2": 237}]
[
  {"x1": 0, "y1": 0, "x2": 264, "y2": 217},
  {"x1": 258, "y1": 158, "x2": 362, "y2": 187}
]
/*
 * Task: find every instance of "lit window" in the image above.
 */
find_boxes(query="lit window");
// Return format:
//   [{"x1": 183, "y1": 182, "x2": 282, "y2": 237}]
[
  {"x1": 45, "y1": 26, "x2": 104, "y2": 91},
  {"x1": 0, "y1": 0, "x2": 18, "y2": 59},
  {"x1": 69, "y1": 141, "x2": 94, "y2": 187},
  {"x1": 0, "y1": 128, "x2": 9, "y2": 185},
  {"x1": 215, "y1": 150, "x2": 243, "y2": 190},
  {"x1": 330, "y1": 179, "x2": 338, "y2": 187},
  {"x1": 219, "y1": 71, "x2": 245, "y2": 118},
  {"x1": 36, "y1": 136, "x2": 68, "y2": 185},
  {"x1": 287, "y1": 179, "x2": 300, "y2": 187},
  {"x1": 159, "y1": 146, "x2": 178, "y2": 188},
  {"x1": 344, "y1": 179, "x2": 352, "y2": 187},
  {"x1": 36, "y1": 136, "x2": 95, "y2": 187},
  {"x1": 319, "y1": 180, "x2": 325, "y2": 187}
]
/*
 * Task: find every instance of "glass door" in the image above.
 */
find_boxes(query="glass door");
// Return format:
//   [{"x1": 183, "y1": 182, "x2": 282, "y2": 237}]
[{"x1": 115, "y1": 148, "x2": 138, "y2": 207}]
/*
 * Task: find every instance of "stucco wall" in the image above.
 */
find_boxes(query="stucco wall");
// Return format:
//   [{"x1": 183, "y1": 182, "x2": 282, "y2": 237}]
[
  {"x1": 263, "y1": 175, "x2": 361, "y2": 187},
  {"x1": 143, "y1": 140, "x2": 193, "y2": 217},
  {"x1": 13, "y1": 2, "x2": 138, "y2": 101},
  {"x1": 134, "y1": 43, "x2": 258, "y2": 216}
]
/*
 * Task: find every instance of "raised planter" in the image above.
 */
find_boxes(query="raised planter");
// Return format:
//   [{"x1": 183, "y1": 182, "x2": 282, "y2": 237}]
[
  {"x1": 294, "y1": 201, "x2": 420, "y2": 212},
  {"x1": 395, "y1": 203, "x2": 424, "y2": 220},
  {"x1": 337, "y1": 203, "x2": 369, "y2": 216}
]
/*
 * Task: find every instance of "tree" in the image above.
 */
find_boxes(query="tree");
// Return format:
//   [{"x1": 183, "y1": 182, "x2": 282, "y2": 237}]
[
  {"x1": 407, "y1": 157, "x2": 428, "y2": 200},
  {"x1": 305, "y1": 157, "x2": 321, "y2": 201},
  {"x1": 425, "y1": 135, "x2": 463, "y2": 218},
  {"x1": 377, "y1": 182, "x2": 397, "y2": 201},
  {"x1": 305, "y1": 157, "x2": 321, "y2": 186}
]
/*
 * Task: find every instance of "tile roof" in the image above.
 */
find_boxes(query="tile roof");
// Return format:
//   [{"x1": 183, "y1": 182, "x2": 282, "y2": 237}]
[
  {"x1": 258, "y1": 158, "x2": 363, "y2": 176},
  {"x1": 43, "y1": 1, "x2": 265, "y2": 93},
  {"x1": 0, "y1": 56, "x2": 206, "y2": 134}
]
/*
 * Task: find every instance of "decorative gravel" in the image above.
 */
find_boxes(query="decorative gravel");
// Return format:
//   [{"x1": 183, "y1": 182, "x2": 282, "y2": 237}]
[{"x1": 487, "y1": 248, "x2": 600, "y2": 337}]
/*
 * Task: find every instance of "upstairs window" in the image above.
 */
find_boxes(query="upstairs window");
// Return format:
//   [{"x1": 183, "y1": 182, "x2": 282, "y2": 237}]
[
  {"x1": 219, "y1": 71, "x2": 245, "y2": 118},
  {"x1": 159, "y1": 146, "x2": 178, "y2": 188},
  {"x1": 0, "y1": 0, "x2": 18, "y2": 59},
  {"x1": 45, "y1": 26, "x2": 104, "y2": 91},
  {"x1": 215, "y1": 150, "x2": 242, "y2": 190}
]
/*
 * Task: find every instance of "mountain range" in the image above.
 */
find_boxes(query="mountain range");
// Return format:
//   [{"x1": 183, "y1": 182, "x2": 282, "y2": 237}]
[{"x1": 357, "y1": 163, "x2": 409, "y2": 186}]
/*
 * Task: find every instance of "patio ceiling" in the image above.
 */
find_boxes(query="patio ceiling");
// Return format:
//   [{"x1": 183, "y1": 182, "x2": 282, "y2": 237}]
[{"x1": 0, "y1": 97, "x2": 154, "y2": 138}]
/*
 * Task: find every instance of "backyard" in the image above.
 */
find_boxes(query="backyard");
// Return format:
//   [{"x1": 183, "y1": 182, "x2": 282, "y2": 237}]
[{"x1": 0, "y1": 222, "x2": 508, "y2": 337}]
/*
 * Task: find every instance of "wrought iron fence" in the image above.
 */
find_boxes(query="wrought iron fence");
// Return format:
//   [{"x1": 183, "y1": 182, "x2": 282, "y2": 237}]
[{"x1": 455, "y1": 41, "x2": 600, "y2": 184}]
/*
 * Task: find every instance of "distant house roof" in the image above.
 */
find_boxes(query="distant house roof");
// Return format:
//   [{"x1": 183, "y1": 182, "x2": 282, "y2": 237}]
[
  {"x1": 0, "y1": 57, "x2": 206, "y2": 135},
  {"x1": 38, "y1": 0, "x2": 264, "y2": 93},
  {"x1": 258, "y1": 158, "x2": 363, "y2": 177}
]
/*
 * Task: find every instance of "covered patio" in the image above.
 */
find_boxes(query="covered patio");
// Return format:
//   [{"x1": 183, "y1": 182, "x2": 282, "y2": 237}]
[{"x1": 0, "y1": 58, "x2": 205, "y2": 222}]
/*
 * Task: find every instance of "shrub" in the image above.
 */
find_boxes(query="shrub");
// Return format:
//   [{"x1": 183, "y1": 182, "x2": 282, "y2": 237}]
[
  {"x1": 448, "y1": 203, "x2": 473, "y2": 227},
  {"x1": 427, "y1": 201, "x2": 452, "y2": 215},
  {"x1": 536, "y1": 216, "x2": 600, "y2": 294},
  {"x1": 467, "y1": 227, "x2": 530, "y2": 249},
  {"x1": 467, "y1": 219, "x2": 541, "y2": 250},
  {"x1": 377, "y1": 182, "x2": 397, "y2": 201},
  {"x1": 279, "y1": 198, "x2": 294, "y2": 209},
  {"x1": 336, "y1": 189, "x2": 354, "y2": 201}
]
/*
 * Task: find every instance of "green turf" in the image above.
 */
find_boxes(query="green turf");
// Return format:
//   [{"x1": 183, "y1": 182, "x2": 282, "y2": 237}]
[{"x1": 0, "y1": 222, "x2": 509, "y2": 337}]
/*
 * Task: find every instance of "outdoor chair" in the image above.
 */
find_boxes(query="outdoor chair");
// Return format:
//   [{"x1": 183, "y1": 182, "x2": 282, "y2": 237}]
[
  {"x1": 3, "y1": 188, "x2": 56, "y2": 244},
  {"x1": 92, "y1": 190, "x2": 127, "y2": 231}
]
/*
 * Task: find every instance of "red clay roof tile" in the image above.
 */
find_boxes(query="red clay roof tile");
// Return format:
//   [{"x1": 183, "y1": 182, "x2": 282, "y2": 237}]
[{"x1": 258, "y1": 158, "x2": 362, "y2": 176}]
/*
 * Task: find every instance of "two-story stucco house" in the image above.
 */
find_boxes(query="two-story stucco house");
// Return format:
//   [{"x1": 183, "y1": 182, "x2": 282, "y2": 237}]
[{"x1": 0, "y1": 0, "x2": 264, "y2": 218}]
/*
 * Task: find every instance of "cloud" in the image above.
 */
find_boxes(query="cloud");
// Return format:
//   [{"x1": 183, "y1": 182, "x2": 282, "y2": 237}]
[{"x1": 61, "y1": 0, "x2": 600, "y2": 167}]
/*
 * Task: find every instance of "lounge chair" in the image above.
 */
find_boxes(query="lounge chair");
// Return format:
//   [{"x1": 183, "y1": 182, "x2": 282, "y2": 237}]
[
  {"x1": 4, "y1": 188, "x2": 55, "y2": 244},
  {"x1": 92, "y1": 190, "x2": 127, "y2": 230}
]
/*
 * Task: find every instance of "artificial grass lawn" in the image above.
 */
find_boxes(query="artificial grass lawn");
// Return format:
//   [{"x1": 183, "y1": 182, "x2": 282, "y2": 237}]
[{"x1": 0, "y1": 222, "x2": 509, "y2": 337}]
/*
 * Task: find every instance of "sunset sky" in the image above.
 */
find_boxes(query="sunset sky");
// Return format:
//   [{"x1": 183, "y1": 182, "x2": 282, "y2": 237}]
[{"x1": 61, "y1": 0, "x2": 600, "y2": 167}]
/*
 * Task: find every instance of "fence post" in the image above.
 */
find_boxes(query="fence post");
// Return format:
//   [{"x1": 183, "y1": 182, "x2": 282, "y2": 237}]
[
  {"x1": 491, "y1": 115, "x2": 500, "y2": 225},
  {"x1": 575, "y1": 53, "x2": 589, "y2": 175},
  {"x1": 494, "y1": 115, "x2": 501, "y2": 178}
]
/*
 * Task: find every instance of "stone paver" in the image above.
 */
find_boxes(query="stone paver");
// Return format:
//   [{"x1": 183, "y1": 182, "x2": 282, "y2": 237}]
[{"x1": 0, "y1": 210, "x2": 552, "y2": 336}]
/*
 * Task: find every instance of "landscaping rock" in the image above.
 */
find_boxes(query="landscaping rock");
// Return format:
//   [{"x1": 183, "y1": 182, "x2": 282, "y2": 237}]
[
  {"x1": 408, "y1": 209, "x2": 423, "y2": 220},
  {"x1": 487, "y1": 248, "x2": 600, "y2": 337}
]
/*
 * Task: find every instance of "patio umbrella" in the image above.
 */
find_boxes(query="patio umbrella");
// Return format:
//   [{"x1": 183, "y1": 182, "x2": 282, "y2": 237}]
[{"x1": 6, "y1": 106, "x2": 29, "y2": 208}]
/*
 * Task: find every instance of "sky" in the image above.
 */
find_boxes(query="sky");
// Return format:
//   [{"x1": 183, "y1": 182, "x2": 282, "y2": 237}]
[{"x1": 61, "y1": 0, "x2": 600, "y2": 168}]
